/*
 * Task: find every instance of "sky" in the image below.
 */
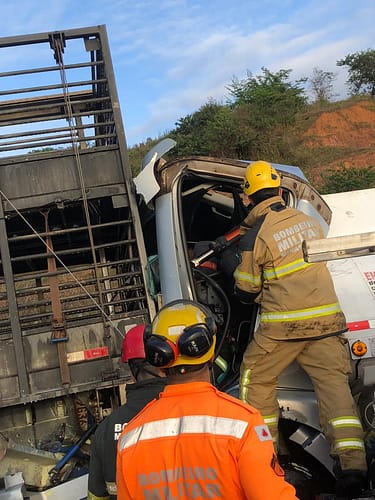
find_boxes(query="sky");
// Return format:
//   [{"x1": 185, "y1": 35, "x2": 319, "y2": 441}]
[{"x1": 0, "y1": 0, "x2": 374, "y2": 147}]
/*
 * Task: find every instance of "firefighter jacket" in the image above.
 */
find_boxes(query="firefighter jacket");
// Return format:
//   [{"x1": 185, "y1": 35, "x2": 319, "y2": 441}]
[
  {"x1": 233, "y1": 195, "x2": 347, "y2": 340},
  {"x1": 87, "y1": 378, "x2": 167, "y2": 500},
  {"x1": 116, "y1": 381, "x2": 297, "y2": 499}
]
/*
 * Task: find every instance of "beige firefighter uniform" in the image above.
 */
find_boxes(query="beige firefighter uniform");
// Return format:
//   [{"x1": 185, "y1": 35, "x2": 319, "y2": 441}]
[{"x1": 234, "y1": 195, "x2": 367, "y2": 472}]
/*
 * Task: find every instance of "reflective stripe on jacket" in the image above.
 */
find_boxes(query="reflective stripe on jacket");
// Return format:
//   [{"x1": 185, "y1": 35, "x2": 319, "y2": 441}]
[
  {"x1": 234, "y1": 196, "x2": 346, "y2": 340},
  {"x1": 116, "y1": 381, "x2": 297, "y2": 499}
]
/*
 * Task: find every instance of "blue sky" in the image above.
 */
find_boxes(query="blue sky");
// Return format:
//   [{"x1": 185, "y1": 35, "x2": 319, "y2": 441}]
[{"x1": 1, "y1": 0, "x2": 374, "y2": 147}]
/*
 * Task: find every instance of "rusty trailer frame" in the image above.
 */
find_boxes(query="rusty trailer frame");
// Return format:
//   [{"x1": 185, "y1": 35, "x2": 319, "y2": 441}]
[{"x1": 0, "y1": 26, "x2": 153, "y2": 408}]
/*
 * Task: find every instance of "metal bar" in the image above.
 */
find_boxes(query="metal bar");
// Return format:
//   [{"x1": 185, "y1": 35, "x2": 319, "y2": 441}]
[
  {"x1": 1, "y1": 132, "x2": 81, "y2": 148},
  {"x1": 0, "y1": 195, "x2": 30, "y2": 398},
  {"x1": 0, "y1": 96, "x2": 111, "y2": 117},
  {"x1": 14, "y1": 287, "x2": 147, "y2": 316},
  {"x1": 7, "y1": 219, "x2": 133, "y2": 242},
  {"x1": 0, "y1": 121, "x2": 114, "y2": 140},
  {"x1": 0, "y1": 25, "x2": 106, "y2": 48},
  {"x1": 8, "y1": 239, "x2": 138, "y2": 263},
  {"x1": 0, "y1": 305, "x2": 149, "y2": 339},
  {"x1": 10, "y1": 260, "x2": 140, "y2": 281},
  {"x1": 0, "y1": 79, "x2": 108, "y2": 97},
  {"x1": 42, "y1": 211, "x2": 70, "y2": 386},
  {"x1": 2, "y1": 277, "x2": 144, "y2": 309},
  {"x1": 0, "y1": 132, "x2": 116, "y2": 151},
  {"x1": 0, "y1": 107, "x2": 113, "y2": 128},
  {"x1": 0, "y1": 60, "x2": 104, "y2": 78},
  {"x1": 303, "y1": 232, "x2": 375, "y2": 263},
  {"x1": 5, "y1": 260, "x2": 139, "y2": 283}
]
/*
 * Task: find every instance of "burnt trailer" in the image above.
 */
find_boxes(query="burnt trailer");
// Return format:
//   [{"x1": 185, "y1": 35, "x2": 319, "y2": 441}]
[{"x1": 0, "y1": 25, "x2": 154, "y2": 492}]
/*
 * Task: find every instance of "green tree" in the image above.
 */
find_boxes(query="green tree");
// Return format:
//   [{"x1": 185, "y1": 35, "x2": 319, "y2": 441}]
[
  {"x1": 227, "y1": 68, "x2": 307, "y2": 128},
  {"x1": 225, "y1": 68, "x2": 307, "y2": 161},
  {"x1": 170, "y1": 100, "x2": 228, "y2": 157},
  {"x1": 201, "y1": 106, "x2": 240, "y2": 157},
  {"x1": 320, "y1": 164, "x2": 375, "y2": 194},
  {"x1": 169, "y1": 99, "x2": 257, "y2": 160},
  {"x1": 337, "y1": 49, "x2": 375, "y2": 97}
]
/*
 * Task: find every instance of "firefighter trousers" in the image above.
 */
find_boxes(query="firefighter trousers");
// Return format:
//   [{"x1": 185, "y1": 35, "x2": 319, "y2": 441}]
[{"x1": 240, "y1": 333, "x2": 367, "y2": 472}]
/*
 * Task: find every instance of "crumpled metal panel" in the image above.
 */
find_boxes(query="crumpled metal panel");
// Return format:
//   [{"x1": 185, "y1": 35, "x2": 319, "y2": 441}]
[{"x1": 0, "y1": 472, "x2": 25, "y2": 500}]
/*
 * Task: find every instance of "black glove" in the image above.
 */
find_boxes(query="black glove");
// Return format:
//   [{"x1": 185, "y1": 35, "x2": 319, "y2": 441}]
[
  {"x1": 234, "y1": 286, "x2": 258, "y2": 304},
  {"x1": 209, "y1": 236, "x2": 231, "y2": 255},
  {"x1": 218, "y1": 248, "x2": 241, "y2": 277}
]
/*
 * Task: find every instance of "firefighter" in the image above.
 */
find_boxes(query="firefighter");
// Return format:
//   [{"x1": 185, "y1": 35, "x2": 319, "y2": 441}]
[
  {"x1": 116, "y1": 299, "x2": 297, "y2": 499},
  {"x1": 87, "y1": 324, "x2": 167, "y2": 500},
  {"x1": 234, "y1": 160, "x2": 368, "y2": 498}
]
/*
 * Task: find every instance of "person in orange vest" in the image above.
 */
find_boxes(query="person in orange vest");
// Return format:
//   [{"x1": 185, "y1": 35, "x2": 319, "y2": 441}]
[
  {"x1": 116, "y1": 299, "x2": 297, "y2": 499},
  {"x1": 234, "y1": 160, "x2": 368, "y2": 498}
]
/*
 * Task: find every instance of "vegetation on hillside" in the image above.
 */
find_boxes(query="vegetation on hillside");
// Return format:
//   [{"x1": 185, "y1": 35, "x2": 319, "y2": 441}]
[
  {"x1": 337, "y1": 49, "x2": 375, "y2": 96},
  {"x1": 320, "y1": 164, "x2": 375, "y2": 194},
  {"x1": 128, "y1": 49, "x2": 375, "y2": 193}
]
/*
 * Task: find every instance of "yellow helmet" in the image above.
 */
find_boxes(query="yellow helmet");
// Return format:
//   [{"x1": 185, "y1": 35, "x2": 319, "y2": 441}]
[
  {"x1": 242, "y1": 160, "x2": 280, "y2": 196},
  {"x1": 144, "y1": 300, "x2": 217, "y2": 368}
]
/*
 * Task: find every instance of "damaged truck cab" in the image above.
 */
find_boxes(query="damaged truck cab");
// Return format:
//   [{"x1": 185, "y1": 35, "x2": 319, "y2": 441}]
[
  {"x1": 135, "y1": 139, "x2": 332, "y2": 388},
  {"x1": 135, "y1": 140, "x2": 375, "y2": 496}
]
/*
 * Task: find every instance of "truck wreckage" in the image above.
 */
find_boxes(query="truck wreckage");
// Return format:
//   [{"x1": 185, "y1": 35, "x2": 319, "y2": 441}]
[{"x1": 1, "y1": 25, "x2": 375, "y2": 500}]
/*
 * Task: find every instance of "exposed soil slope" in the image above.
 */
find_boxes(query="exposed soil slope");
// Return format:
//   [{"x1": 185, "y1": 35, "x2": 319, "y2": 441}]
[{"x1": 302, "y1": 100, "x2": 375, "y2": 184}]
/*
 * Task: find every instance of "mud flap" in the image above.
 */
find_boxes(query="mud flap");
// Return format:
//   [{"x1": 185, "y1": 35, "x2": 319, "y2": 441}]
[{"x1": 288, "y1": 423, "x2": 335, "y2": 475}]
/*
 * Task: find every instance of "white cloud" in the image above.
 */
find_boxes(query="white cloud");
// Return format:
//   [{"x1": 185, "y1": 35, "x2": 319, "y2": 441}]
[{"x1": 1, "y1": 0, "x2": 374, "y2": 145}]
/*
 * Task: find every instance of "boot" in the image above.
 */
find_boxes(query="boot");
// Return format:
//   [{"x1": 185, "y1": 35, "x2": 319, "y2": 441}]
[{"x1": 335, "y1": 469, "x2": 367, "y2": 499}]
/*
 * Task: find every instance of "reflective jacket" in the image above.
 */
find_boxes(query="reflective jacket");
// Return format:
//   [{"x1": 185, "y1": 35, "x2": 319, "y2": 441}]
[
  {"x1": 117, "y1": 381, "x2": 297, "y2": 499},
  {"x1": 88, "y1": 378, "x2": 167, "y2": 500},
  {"x1": 234, "y1": 195, "x2": 347, "y2": 340}
]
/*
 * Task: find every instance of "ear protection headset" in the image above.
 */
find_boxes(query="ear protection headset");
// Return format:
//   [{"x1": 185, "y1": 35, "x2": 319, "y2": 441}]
[{"x1": 144, "y1": 299, "x2": 217, "y2": 368}]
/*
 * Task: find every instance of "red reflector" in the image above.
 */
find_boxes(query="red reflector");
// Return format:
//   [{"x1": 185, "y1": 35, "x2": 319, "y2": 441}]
[
  {"x1": 84, "y1": 346, "x2": 109, "y2": 360},
  {"x1": 347, "y1": 320, "x2": 370, "y2": 331}
]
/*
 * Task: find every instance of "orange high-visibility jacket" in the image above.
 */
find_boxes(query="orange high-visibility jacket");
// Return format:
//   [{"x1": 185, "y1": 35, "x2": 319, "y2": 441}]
[{"x1": 116, "y1": 381, "x2": 297, "y2": 499}]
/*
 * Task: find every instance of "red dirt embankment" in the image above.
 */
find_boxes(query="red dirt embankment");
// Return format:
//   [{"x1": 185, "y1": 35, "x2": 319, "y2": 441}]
[{"x1": 304, "y1": 100, "x2": 375, "y2": 170}]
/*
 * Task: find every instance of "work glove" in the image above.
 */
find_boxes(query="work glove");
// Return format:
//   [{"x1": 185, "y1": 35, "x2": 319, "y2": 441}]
[
  {"x1": 218, "y1": 247, "x2": 241, "y2": 277},
  {"x1": 209, "y1": 236, "x2": 231, "y2": 255},
  {"x1": 234, "y1": 286, "x2": 258, "y2": 304}
]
